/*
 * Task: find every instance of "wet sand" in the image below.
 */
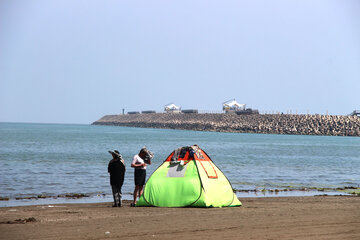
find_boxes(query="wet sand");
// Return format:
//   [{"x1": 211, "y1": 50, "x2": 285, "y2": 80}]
[{"x1": 1, "y1": 196, "x2": 359, "y2": 240}]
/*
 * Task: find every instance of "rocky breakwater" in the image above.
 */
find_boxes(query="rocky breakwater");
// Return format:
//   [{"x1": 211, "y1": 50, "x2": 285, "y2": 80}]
[{"x1": 92, "y1": 113, "x2": 360, "y2": 136}]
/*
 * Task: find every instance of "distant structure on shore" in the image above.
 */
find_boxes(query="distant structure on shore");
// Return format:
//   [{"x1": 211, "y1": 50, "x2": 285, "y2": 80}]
[
  {"x1": 126, "y1": 99, "x2": 260, "y2": 115},
  {"x1": 164, "y1": 103, "x2": 181, "y2": 113},
  {"x1": 124, "y1": 100, "x2": 360, "y2": 116},
  {"x1": 222, "y1": 99, "x2": 245, "y2": 113},
  {"x1": 142, "y1": 110, "x2": 156, "y2": 114},
  {"x1": 349, "y1": 110, "x2": 360, "y2": 116},
  {"x1": 236, "y1": 108, "x2": 259, "y2": 115},
  {"x1": 222, "y1": 99, "x2": 259, "y2": 115},
  {"x1": 181, "y1": 109, "x2": 199, "y2": 114}
]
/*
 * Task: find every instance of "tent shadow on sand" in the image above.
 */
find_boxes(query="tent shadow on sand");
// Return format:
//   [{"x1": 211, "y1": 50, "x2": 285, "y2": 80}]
[{"x1": 136, "y1": 145, "x2": 242, "y2": 208}]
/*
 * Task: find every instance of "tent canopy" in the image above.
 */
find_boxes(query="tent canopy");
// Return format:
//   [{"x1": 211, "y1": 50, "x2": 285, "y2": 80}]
[{"x1": 136, "y1": 145, "x2": 242, "y2": 208}]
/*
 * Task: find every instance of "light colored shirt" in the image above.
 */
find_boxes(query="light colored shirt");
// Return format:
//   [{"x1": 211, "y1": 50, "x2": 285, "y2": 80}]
[{"x1": 132, "y1": 154, "x2": 146, "y2": 170}]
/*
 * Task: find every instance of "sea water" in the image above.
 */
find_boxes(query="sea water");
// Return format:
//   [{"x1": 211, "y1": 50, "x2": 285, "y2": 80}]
[{"x1": 0, "y1": 122, "x2": 359, "y2": 207}]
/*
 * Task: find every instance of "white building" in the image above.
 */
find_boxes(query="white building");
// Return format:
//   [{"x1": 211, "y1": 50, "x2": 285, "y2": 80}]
[
  {"x1": 164, "y1": 103, "x2": 181, "y2": 113},
  {"x1": 222, "y1": 99, "x2": 246, "y2": 113}
]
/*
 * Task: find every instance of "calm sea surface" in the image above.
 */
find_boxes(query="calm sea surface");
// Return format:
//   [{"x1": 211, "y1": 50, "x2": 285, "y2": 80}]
[{"x1": 0, "y1": 122, "x2": 359, "y2": 207}]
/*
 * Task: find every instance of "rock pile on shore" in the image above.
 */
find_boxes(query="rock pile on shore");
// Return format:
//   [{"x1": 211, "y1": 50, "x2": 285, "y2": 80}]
[{"x1": 92, "y1": 113, "x2": 360, "y2": 136}]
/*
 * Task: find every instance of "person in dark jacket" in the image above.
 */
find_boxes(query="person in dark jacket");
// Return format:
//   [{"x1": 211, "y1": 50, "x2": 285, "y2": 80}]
[{"x1": 108, "y1": 150, "x2": 126, "y2": 207}]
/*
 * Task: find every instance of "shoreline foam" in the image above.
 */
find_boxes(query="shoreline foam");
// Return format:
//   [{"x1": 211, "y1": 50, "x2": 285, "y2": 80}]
[{"x1": 1, "y1": 187, "x2": 358, "y2": 208}]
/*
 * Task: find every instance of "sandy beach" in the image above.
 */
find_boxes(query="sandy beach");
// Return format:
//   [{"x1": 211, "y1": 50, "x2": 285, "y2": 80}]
[{"x1": 1, "y1": 196, "x2": 359, "y2": 240}]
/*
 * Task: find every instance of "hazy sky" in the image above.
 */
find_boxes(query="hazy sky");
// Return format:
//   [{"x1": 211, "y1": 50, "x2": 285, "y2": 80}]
[{"x1": 1, "y1": 0, "x2": 359, "y2": 124}]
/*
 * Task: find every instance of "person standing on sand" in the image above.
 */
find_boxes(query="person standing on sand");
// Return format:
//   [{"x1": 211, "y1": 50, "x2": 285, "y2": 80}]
[
  {"x1": 130, "y1": 147, "x2": 153, "y2": 207},
  {"x1": 108, "y1": 150, "x2": 126, "y2": 207}
]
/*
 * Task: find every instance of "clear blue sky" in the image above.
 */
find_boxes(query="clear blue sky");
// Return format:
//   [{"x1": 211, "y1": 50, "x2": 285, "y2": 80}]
[{"x1": 1, "y1": 0, "x2": 359, "y2": 124}]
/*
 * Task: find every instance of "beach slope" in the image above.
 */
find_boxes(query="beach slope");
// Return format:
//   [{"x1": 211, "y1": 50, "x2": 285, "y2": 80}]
[{"x1": 0, "y1": 196, "x2": 359, "y2": 240}]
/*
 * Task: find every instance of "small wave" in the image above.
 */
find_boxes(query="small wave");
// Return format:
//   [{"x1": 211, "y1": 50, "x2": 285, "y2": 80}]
[
  {"x1": 46, "y1": 182, "x2": 61, "y2": 186},
  {"x1": 341, "y1": 181, "x2": 358, "y2": 185}
]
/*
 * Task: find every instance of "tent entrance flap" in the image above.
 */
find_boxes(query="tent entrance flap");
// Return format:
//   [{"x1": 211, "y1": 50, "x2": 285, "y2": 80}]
[{"x1": 198, "y1": 160, "x2": 218, "y2": 178}]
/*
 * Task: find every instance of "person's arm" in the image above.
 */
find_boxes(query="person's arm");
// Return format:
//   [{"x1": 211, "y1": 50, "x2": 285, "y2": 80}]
[
  {"x1": 131, "y1": 156, "x2": 145, "y2": 168},
  {"x1": 120, "y1": 159, "x2": 126, "y2": 171},
  {"x1": 131, "y1": 162, "x2": 146, "y2": 168}
]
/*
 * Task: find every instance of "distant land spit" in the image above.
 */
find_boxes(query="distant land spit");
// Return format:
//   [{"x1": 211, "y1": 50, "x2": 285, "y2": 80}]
[{"x1": 92, "y1": 113, "x2": 360, "y2": 137}]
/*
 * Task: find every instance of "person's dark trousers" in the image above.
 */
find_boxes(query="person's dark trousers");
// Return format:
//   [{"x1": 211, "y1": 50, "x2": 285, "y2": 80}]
[{"x1": 111, "y1": 185, "x2": 122, "y2": 207}]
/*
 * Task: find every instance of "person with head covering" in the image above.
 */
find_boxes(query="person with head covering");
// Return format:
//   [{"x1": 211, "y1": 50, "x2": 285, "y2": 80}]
[
  {"x1": 130, "y1": 147, "x2": 153, "y2": 206},
  {"x1": 108, "y1": 150, "x2": 126, "y2": 207}
]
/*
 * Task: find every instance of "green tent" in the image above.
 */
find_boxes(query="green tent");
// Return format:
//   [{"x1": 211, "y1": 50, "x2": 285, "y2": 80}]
[{"x1": 136, "y1": 145, "x2": 242, "y2": 207}]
